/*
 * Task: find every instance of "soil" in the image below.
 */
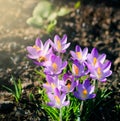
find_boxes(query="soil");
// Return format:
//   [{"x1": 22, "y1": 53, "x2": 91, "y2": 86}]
[{"x1": 0, "y1": 0, "x2": 120, "y2": 121}]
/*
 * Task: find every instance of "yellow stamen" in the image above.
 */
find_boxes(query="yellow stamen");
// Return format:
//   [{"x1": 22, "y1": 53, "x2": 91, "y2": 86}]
[
  {"x1": 73, "y1": 65, "x2": 79, "y2": 75},
  {"x1": 33, "y1": 45, "x2": 41, "y2": 51},
  {"x1": 51, "y1": 83, "x2": 55, "y2": 89},
  {"x1": 97, "y1": 67, "x2": 102, "y2": 78},
  {"x1": 38, "y1": 56, "x2": 46, "y2": 62},
  {"x1": 76, "y1": 52, "x2": 82, "y2": 59},
  {"x1": 82, "y1": 89, "x2": 88, "y2": 95},
  {"x1": 93, "y1": 57, "x2": 97, "y2": 65},
  {"x1": 66, "y1": 80, "x2": 71, "y2": 90},
  {"x1": 52, "y1": 63, "x2": 58, "y2": 72},
  {"x1": 46, "y1": 82, "x2": 49, "y2": 85},
  {"x1": 54, "y1": 95, "x2": 60, "y2": 104},
  {"x1": 57, "y1": 40, "x2": 62, "y2": 51},
  {"x1": 81, "y1": 89, "x2": 88, "y2": 98}
]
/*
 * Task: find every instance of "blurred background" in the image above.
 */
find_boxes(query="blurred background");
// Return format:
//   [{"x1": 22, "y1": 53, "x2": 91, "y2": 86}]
[{"x1": 0, "y1": 0, "x2": 119, "y2": 120}]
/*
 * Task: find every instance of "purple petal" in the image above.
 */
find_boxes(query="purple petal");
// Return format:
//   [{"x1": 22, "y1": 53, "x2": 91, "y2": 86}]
[
  {"x1": 75, "y1": 45, "x2": 81, "y2": 52},
  {"x1": 61, "y1": 34, "x2": 67, "y2": 44},
  {"x1": 54, "y1": 88, "x2": 60, "y2": 98},
  {"x1": 77, "y1": 84, "x2": 83, "y2": 93},
  {"x1": 63, "y1": 101, "x2": 70, "y2": 107},
  {"x1": 91, "y1": 48, "x2": 99, "y2": 58},
  {"x1": 47, "y1": 102, "x2": 55, "y2": 107},
  {"x1": 70, "y1": 51, "x2": 77, "y2": 59},
  {"x1": 88, "y1": 94, "x2": 96, "y2": 99},
  {"x1": 104, "y1": 70, "x2": 112, "y2": 77},
  {"x1": 35, "y1": 38, "x2": 43, "y2": 48},
  {"x1": 46, "y1": 75, "x2": 54, "y2": 83},
  {"x1": 61, "y1": 61, "x2": 67, "y2": 69},
  {"x1": 87, "y1": 85, "x2": 95, "y2": 94},
  {"x1": 47, "y1": 93, "x2": 54, "y2": 101},
  {"x1": 62, "y1": 43, "x2": 70, "y2": 50},
  {"x1": 83, "y1": 79, "x2": 90, "y2": 88},
  {"x1": 99, "y1": 78, "x2": 107, "y2": 82},
  {"x1": 44, "y1": 39, "x2": 50, "y2": 53},
  {"x1": 54, "y1": 35, "x2": 61, "y2": 44},
  {"x1": 98, "y1": 54, "x2": 106, "y2": 63},
  {"x1": 27, "y1": 47, "x2": 40, "y2": 59},
  {"x1": 74, "y1": 91, "x2": 80, "y2": 99},
  {"x1": 61, "y1": 93, "x2": 66, "y2": 103},
  {"x1": 82, "y1": 47, "x2": 88, "y2": 58},
  {"x1": 103, "y1": 61, "x2": 112, "y2": 71},
  {"x1": 87, "y1": 54, "x2": 94, "y2": 64}
]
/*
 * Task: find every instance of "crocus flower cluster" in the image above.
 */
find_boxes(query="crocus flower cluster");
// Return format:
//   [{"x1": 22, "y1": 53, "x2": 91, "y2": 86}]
[{"x1": 26, "y1": 34, "x2": 112, "y2": 109}]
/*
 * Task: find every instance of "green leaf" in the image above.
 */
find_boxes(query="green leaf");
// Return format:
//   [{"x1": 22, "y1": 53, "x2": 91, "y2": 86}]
[
  {"x1": 35, "y1": 69, "x2": 46, "y2": 78},
  {"x1": 26, "y1": 17, "x2": 43, "y2": 28},
  {"x1": 58, "y1": 7, "x2": 70, "y2": 16},
  {"x1": 47, "y1": 20, "x2": 57, "y2": 33},
  {"x1": 42, "y1": 105, "x2": 59, "y2": 121},
  {"x1": 74, "y1": 1, "x2": 81, "y2": 9},
  {"x1": 2, "y1": 85, "x2": 15, "y2": 94}
]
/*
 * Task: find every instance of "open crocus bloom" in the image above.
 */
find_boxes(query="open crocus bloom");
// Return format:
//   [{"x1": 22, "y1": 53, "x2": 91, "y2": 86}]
[
  {"x1": 26, "y1": 38, "x2": 52, "y2": 66},
  {"x1": 43, "y1": 75, "x2": 64, "y2": 93},
  {"x1": 87, "y1": 48, "x2": 106, "y2": 67},
  {"x1": 72, "y1": 60, "x2": 87, "y2": 78},
  {"x1": 44, "y1": 54, "x2": 67, "y2": 76},
  {"x1": 47, "y1": 88, "x2": 69, "y2": 109},
  {"x1": 70, "y1": 45, "x2": 88, "y2": 64},
  {"x1": 50, "y1": 34, "x2": 70, "y2": 53},
  {"x1": 74, "y1": 79, "x2": 96, "y2": 100},
  {"x1": 62, "y1": 73, "x2": 78, "y2": 93},
  {"x1": 87, "y1": 61, "x2": 112, "y2": 82}
]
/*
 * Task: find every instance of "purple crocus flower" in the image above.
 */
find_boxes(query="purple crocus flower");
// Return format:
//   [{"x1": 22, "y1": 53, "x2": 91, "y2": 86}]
[
  {"x1": 26, "y1": 38, "x2": 41, "y2": 59},
  {"x1": 47, "y1": 88, "x2": 69, "y2": 109},
  {"x1": 74, "y1": 79, "x2": 96, "y2": 100},
  {"x1": 87, "y1": 48, "x2": 106, "y2": 67},
  {"x1": 70, "y1": 45, "x2": 88, "y2": 64},
  {"x1": 72, "y1": 60, "x2": 87, "y2": 78},
  {"x1": 50, "y1": 34, "x2": 70, "y2": 53},
  {"x1": 44, "y1": 54, "x2": 67, "y2": 75},
  {"x1": 43, "y1": 75, "x2": 64, "y2": 93},
  {"x1": 87, "y1": 61, "x2": 112, "y2": 82},
  {"x1": 26, "y1": 38, "x2": 52, "y2": 66},
  {"x1": 62, "y1": 73, "x2": 78, "y2": 93}
]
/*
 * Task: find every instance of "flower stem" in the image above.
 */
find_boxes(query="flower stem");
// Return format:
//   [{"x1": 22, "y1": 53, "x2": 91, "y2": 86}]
[
  {"x1": 77, "y1": 101, "x2": 84, "y2": 121},
  {"x1": 59, "y1": 108, "x2": 62, "y2": 121},
  {"x1": 93, "y1": 79, "x2": 98, "y2": 93},
  {"x1": 80, "y1": 101, "x2": 84, "y2": 116}
]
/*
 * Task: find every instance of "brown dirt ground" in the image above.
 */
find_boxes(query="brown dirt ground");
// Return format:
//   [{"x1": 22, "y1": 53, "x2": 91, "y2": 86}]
[{"x1": 0, "y1": 0, "x2": 120, "y2": 121}]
